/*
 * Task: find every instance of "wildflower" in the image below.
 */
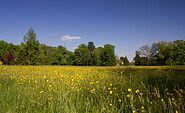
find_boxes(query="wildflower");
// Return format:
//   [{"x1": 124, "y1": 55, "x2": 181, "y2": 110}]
[
  {"x1": 113, "y1": 87, "x2": 117, "y2": 90},
  {"x1": 118, "y1": 99, "x2": 121, "y2": 102},
  {"x1": 172, "y1": 98, "x2": 175, "y2": 101},
  {"x1": 141, "y1": 106, "x2": 144, "y2": 109},
  {"x1": 40, "y1": 91, "x2": 43, "y2": 94},
  {"x1": 103, "y1": 108, "x2": 105, "y2": 110},
  {"x1": 176, "y1": 111, "x2": 178, "y2": 113},
  {"x1": 110, "y1": 83, "x2": 112, "y2": 86},
  {"x1": 110, "y1": 91, "x2": 112, "y2": 94},
  {"x1": 89, "y1": 82, "x2": 93, "y2": 85},
  {"x1": 127, "y1": 94, "x2": 130, "y2": 98},
  {"x1": 128, "y1": 89, "x2": 131, "y2": 92},
  {"x1": 87, "y1": 98, "x2": 89, "y2": 100},
  {"x1": 180, "y1": 89, "x2": 183, "y2": 93},
  {"x1": 90, "y1": 88, "x2": 96, "y2": 93},
  {"x1": 109, "y1": 104, "x2": 112, "y2": 106},
  {"x1": 133, "y1": 111, "x2": 136, "y2": 113},
  {"x1": 140, "y1": 93, "x2": 143, "y2": 96},
  {"x1": 135, "y1": 89, "x2": 139, "y2": 93},
  {"x1": 108, "y1": 88, "x2": 111, "y2": 90},
  {"x1": 161, "y1": 99, "x2": 163, "y2": 102},
  {"x1": 150, "y1": 102, "x2": 153, "y2": 104}
]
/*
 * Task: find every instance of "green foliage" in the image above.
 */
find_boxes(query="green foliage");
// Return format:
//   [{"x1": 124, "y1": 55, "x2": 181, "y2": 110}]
[
  {"x1": 172, "y1": 40, "x2": 185, "y2": 65},
  {"x1": 1, "y1": 27, "x2": 184, "y2": 66},
  {"x1": 119, "y1": 56, "x2": 129, "y2": 66},
  {"x1": 91, "y1": 47, "x2": 103, "y2": 66},
  {"x1": 101, "y1": 44, "x2": 116, "y2": 66},
  {"x1": 0, "y1": 40, "x2": 19, "y2": 63},
  {"x1": 51, "y1": 45, "x2": 73, "y2": 65},
  {"x1": 134, "y1": 39, "x2": 185, "y2": 66},
  {"x1": 74, "y1": 44, "x2": 91, "y2": 66},
  {"x1": 20, "y1": 28, "x2": 40, "y2": 65},
  {"x1": 88, "y1": 41, "x2": 95, "y2": 52}
]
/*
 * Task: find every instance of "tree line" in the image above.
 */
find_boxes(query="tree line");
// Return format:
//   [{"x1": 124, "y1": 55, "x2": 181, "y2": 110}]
[
  {"x1": 0, "y1": 28, "x2": 130, "y2": 66},
  {"x1": 133, "y1": 39, "x2": 185, "y2": 66}
]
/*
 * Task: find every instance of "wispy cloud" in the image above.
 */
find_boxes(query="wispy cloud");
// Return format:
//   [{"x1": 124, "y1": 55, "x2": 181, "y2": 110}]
[{"x1": 61, "y1": 35, "x2": 81, "y2": 41}]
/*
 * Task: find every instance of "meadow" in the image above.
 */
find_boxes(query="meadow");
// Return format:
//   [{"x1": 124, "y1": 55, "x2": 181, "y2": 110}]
[{"x1": 0, "y1": 66, "x2": 185, "y2": 113}]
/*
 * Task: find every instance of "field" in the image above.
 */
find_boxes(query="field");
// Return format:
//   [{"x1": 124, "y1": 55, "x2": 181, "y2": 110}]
[{"x1": 0, "y1": 66, "x2": 185, "y2": 113}]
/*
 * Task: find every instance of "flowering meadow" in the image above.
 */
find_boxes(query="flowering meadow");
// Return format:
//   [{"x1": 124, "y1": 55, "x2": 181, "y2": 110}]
[{"x1": 0, "y1": 66, "x2": 185, "y2": 113}]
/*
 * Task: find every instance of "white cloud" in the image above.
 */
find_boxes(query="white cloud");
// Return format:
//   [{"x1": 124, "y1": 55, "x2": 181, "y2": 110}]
[
  {"x1": 96, "y1": 45, "x2": 104, "y2": 47},
  {"x1": 61, "y1": 35, "x2": 81, "y2": 41}
]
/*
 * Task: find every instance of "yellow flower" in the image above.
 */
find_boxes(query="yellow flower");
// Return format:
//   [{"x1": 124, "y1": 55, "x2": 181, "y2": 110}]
[
  {"x1": 127, "y1": 94, "x2": 130, "y2": 98},
  {"x1": 110, "y1": 83, "x2": 112, "y2": 86},
  {"x1": 128, "y1": 89, "x2": 131, "y2": 92},
  {"x1": 103, "y1": 108, "x2": 105, "y2": 110},
  {"x1": 161, "y1": 99, "x2": 163, "y2": 102},
  {"x1": 113, "y1": 87, "x2": 117, "y2": 90},
  {"x1": 90, "y1": 88, "x2": 96, "y2": 93},
  {"x1": 141, "y1": 106, "x2": 144, "y2": 109},
  {"x1": 135, "y1": 89, "x2": 139, "y2": 93},
  {"x1": 150, "y1": 102, "x2": 153, "y2": 104},
  {"x1": 109, "y1": 104, "x2": 112, "y2": 106},
  {"x1": 176, "y1": 111, "x2": 178, "y2": 113},
  {"x1": 40, "y1": 91, "x2": 43, "y2": 94},
  {"x1": 133, "y1": 111, "x2": 136, "y2": 113},
  {"x1": 89, "y1": 82, "x2": 93, "y2": 85},
  {"x1": 172, "y1": 98, "x2": 175, "y2": 101},
  {"x1": 110, "y1": 91, "x2": 113, "y2": 94},
  {"x1": 118, "y1": 99, "x2": 121, "y2": 102}
]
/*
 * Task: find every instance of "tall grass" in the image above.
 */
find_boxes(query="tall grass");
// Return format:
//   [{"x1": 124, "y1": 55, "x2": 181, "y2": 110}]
[{"x1": 0, "y1": 66, "x2": 184, "y2": 112}]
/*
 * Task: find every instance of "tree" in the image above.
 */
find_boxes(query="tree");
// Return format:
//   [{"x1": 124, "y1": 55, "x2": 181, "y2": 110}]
[
  {"x1": 133, "y1": 50, "x2": 141, "y2": 66},
  {"x1": 172, "y1": 40, "x2": 185, "y2": 65},
  {"x1": 3, "y1": 52, "x2": 15, "y2": 65},
  {"x1": 88, "y1": 41, "x2": 95, "y2": 52},
  {"x1": 124, "y1": 56, "x2": 129, "y2": 66},
  {"x1": 91, "y1": 47, "x2": 103, "y2": 66},
  {"x1": 20, "y1": 28, "x2": 40, "y2": 65},
  {"x1": 51, "y1": 45, "x2": 71, "y2": 65},
  {"x1": 120, "y1": 56, "x2": 129, "y2": 66},
  {"x1": 101, "y1": 44, "x2": 116, "y2": 66},
  {"x1": 0, "y1": 41, "x2": 19, "y2": 61},
  {"x1": 140, "y1": 45, "x2": 150, "y2": 58},
  {"x1": 74, "y1": 44, "x2": 91, "y2": 66},
  {"x1": 150, "y1": 41, "x2": 173, "y2": 65}
]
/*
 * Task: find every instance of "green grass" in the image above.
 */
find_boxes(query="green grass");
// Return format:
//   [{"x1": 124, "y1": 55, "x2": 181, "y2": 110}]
[{"x1": 0, "y1": 66, "x2": 185, "y2": 113}]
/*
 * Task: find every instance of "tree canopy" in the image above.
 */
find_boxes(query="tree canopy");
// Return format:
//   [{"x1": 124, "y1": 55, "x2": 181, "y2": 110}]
[
  {"x1": 133, "y1": 40, "x2": 185, "y2": 66},
  {"x1": 0, "y1": 28, "x2": 118, "y2": 66},
  {"x1": 1, "y1": 28, "x2": 184, "y2": 66}
]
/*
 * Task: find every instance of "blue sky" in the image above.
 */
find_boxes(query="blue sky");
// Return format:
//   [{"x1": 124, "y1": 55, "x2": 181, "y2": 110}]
[{"x1": 1, "y1": 0, "x2": 185, "y2": 61}]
